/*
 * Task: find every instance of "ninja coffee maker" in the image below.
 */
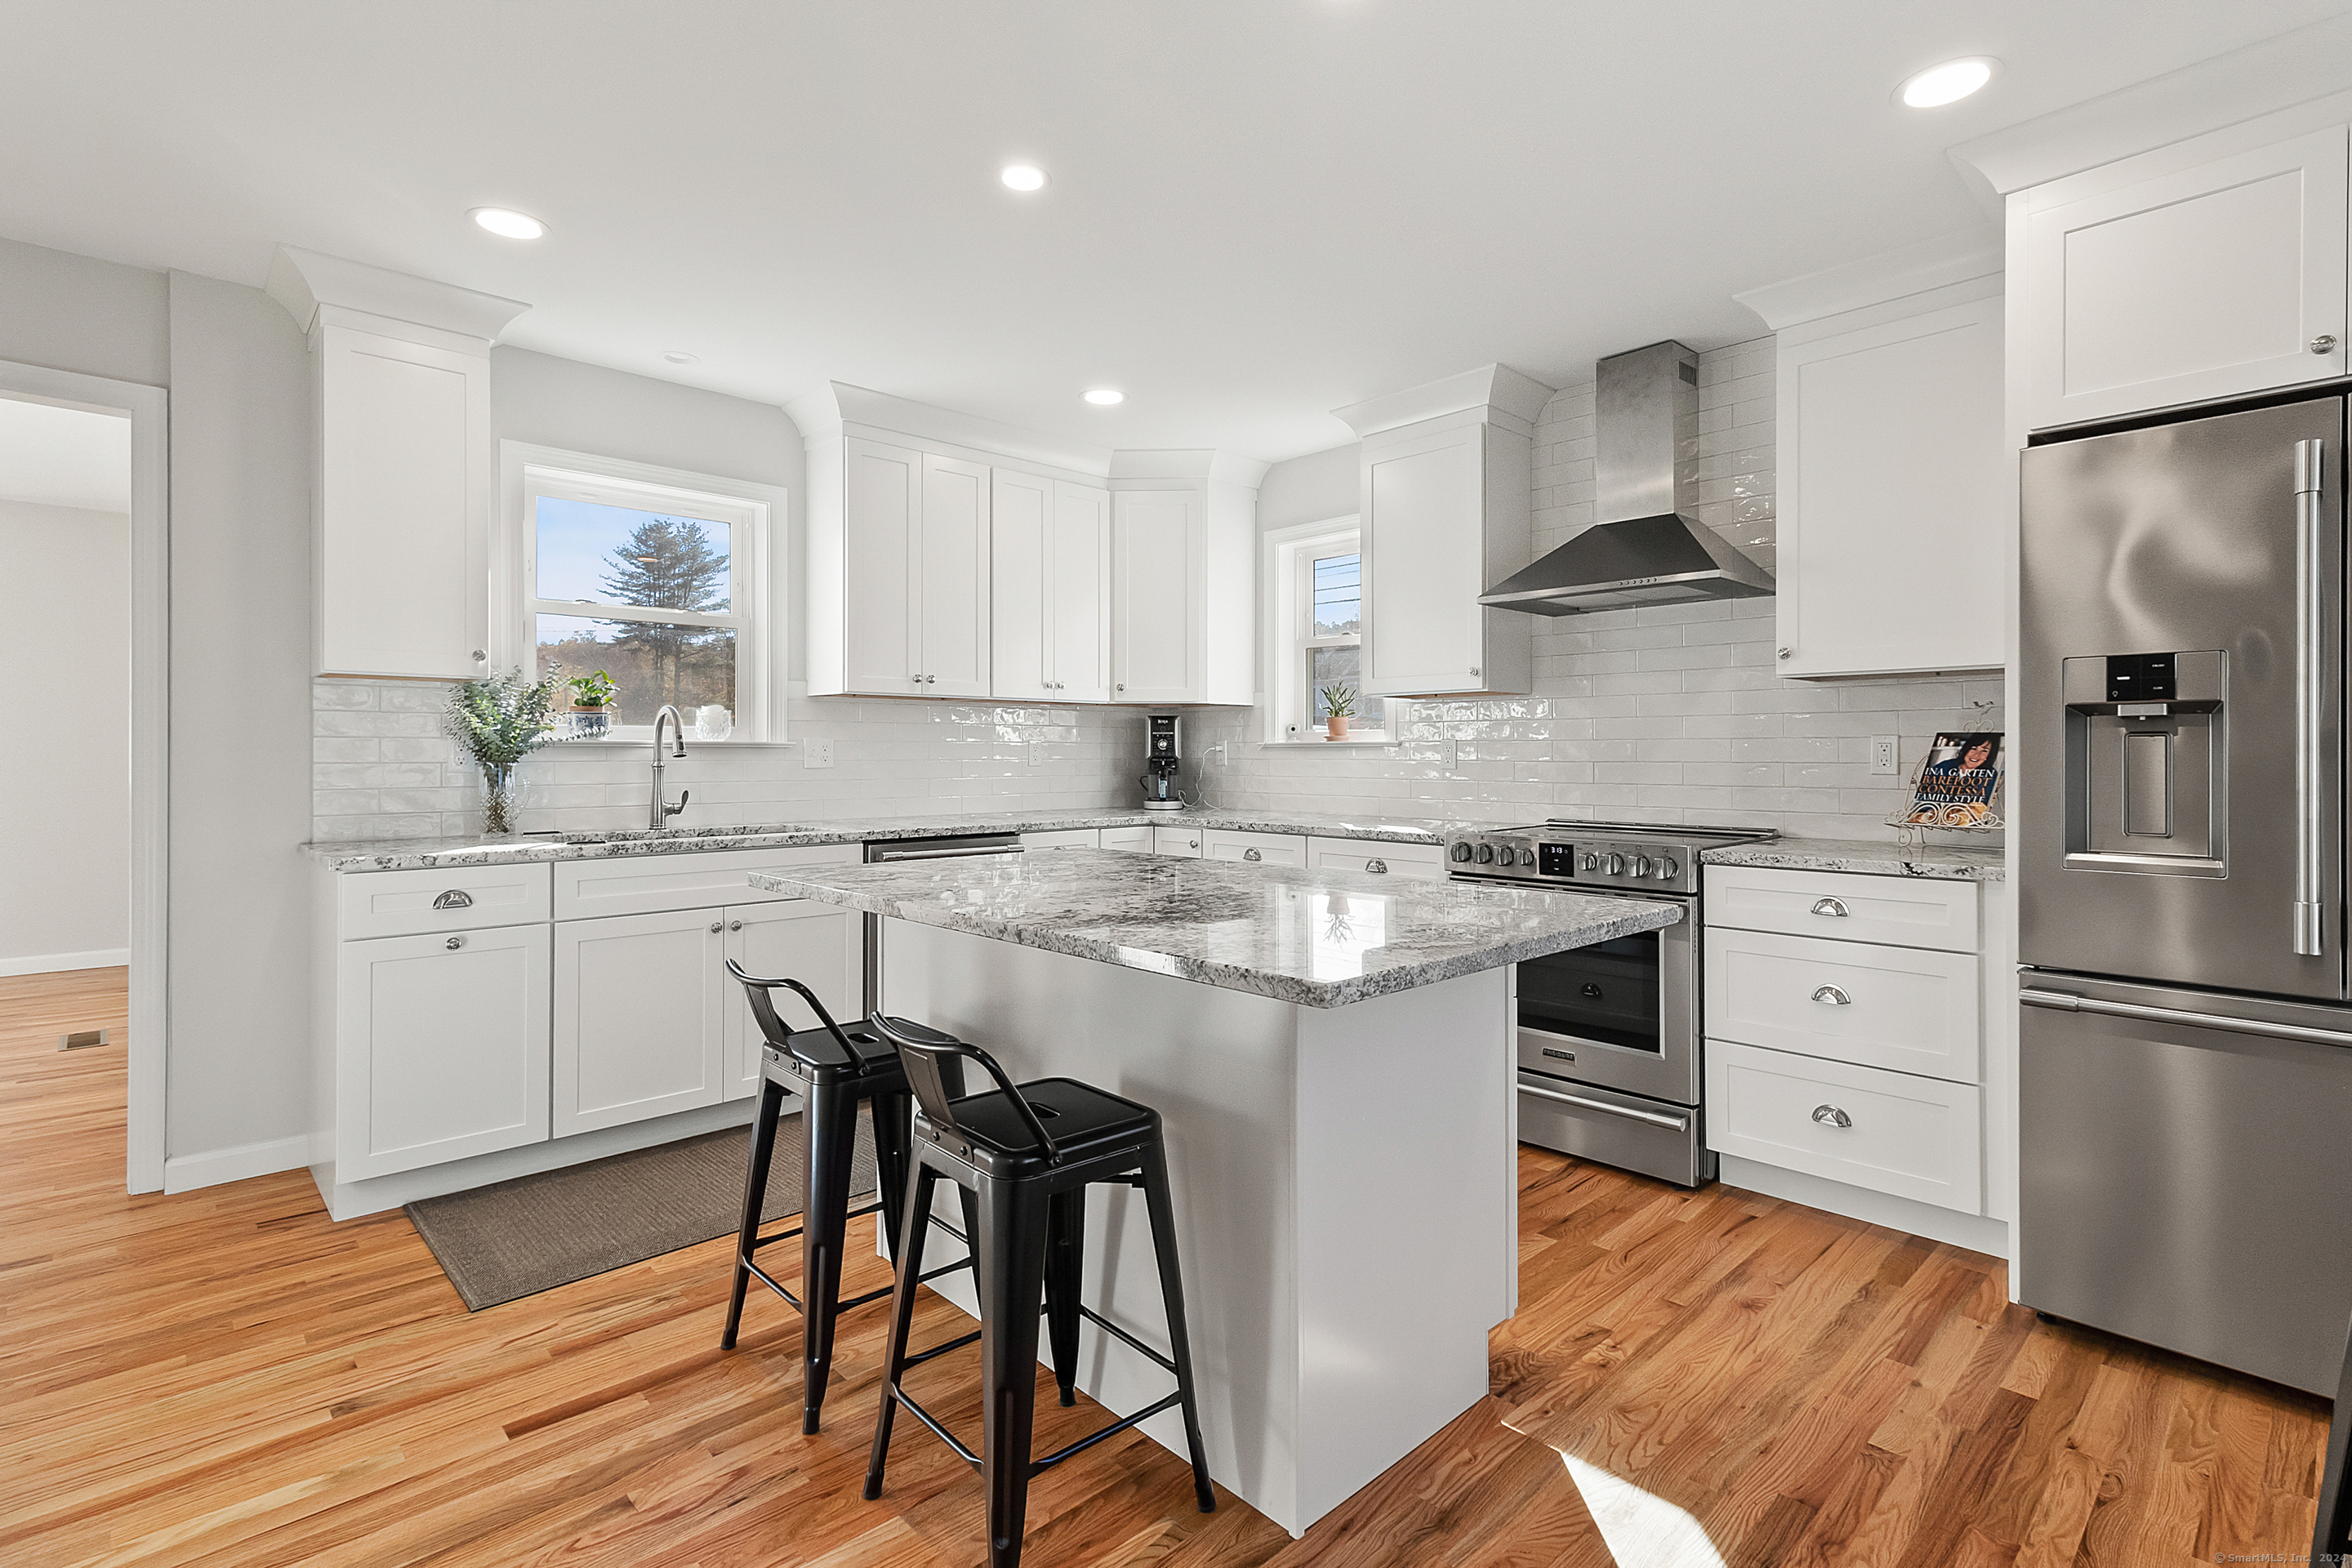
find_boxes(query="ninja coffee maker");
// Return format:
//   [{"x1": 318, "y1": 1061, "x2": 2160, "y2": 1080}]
[{"x1": 1140, "y1": 714, "x2": 1185, "y2": 811}]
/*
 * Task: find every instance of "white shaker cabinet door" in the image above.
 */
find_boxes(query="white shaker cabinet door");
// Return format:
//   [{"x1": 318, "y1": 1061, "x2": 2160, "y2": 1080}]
[
  {"x1": 2019, "y1": 125, "x2": 2349, "y2": 430},
  {"x1": 1113, "y1": 488, "x2": 1203, "y2": 703},
  {"x1": 1049, "y1": 481, "x2": 1113, "y2": 702},
  {"x1": 842, "y1": 437, "x2": 924, "y2": 696},
  {"x1": 1361, "y1": 417, "x2": 1530, "y2": 697},
  {"x1": 553, "y1": 909, "x2": 728, "y2": 1137},
  {"x1": 1152, "y1": 824, "x2": 1205, "y2": 857},
  {"x1": 920, "y1": 453, "x2": 992, "y2": 697},
  {"x1": 334, "y1": 924, "x2": 550, "y2": 1182},
  {"x1": 990, "y1": 467, "x2": 1054, "y2": 702},
  {"x1": 722, "y1": 899, "x2": 865, "y2": 1102}
]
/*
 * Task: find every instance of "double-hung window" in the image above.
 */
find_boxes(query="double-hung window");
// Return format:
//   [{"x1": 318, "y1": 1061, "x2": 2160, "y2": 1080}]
[
  {"x1": 502, "y1": 446, "x2": 784, "y2": 742},
  {"x1": 1265, "y1": 519, "x2": 1387, "y2": 742}
]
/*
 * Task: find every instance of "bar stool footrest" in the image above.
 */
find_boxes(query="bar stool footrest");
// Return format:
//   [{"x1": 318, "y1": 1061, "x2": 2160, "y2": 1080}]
[
  {"x1": 1076, "y1": 1304, "x2": 1177, "y2": 1374},
  {"x1": 1031, "y1": 1391, "x2": 1184, "y2": 1476},
  {"x1": 742, "y1": 1257, "x2": 804, "y2": 1312}
]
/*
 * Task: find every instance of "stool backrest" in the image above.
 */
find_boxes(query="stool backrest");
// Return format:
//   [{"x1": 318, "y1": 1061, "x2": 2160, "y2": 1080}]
[
  {"x1": 724, "y1": 960, "x2": 871, "y2": 1072},
  {"x1": 869, "y1": 1014, "x2": 1061, "y2": 1161}
]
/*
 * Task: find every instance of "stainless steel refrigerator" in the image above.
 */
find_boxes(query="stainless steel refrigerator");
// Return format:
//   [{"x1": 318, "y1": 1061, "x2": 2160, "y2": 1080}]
[{"x1": 2019, "y1": 392, "x2": 2352, "y2": 1395}]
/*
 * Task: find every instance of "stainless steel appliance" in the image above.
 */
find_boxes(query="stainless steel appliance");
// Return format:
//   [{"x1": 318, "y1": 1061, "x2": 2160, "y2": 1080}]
[
  {"x1": 1141, "y1": 714, "x2": 1184, "y2": 811},
  {"x1": 1446, "y1": 818, "x2": 1776, "y2": 1186},
  {"x1": 2020, "y1": 391, "x2": 2352, "y2": 1395},
  {"x1": 862, "y1": 833, "x2": 1024, "y2": 1013}
]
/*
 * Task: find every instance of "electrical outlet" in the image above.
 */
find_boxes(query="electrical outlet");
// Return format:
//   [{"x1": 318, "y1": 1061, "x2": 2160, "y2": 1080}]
[
  {"x1": 803, "y1": 738, "x2": 834, "y2": 769},
  {"x1": 1870, "y1": 735, "x2": 1900, "y2": 775}
]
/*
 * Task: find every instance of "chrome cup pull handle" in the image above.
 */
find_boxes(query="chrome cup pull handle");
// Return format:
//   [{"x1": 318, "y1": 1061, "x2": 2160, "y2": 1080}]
[
  {"x1": 1811, "y1": 984, "x2": 1852, "y2": 1007},
  {"x1": 1811, "y1": 1104, "x2": 1852, "y2": 1129},
  {"x1": 1243, "y1": 848, "x2": 1262, "y2": 862},
  {"x1": 1365, "y1": 858, "x2": 1388, "y2": 874},
  {"x1": 444, "y1": 936, "x2": 464, "y2": 951},
  {"x1": 433, "y1": 889, "x2": 474, "y2": 911},
  {"x1": 1810, "y1": 897, "x2": 1848, "y2": 918}
]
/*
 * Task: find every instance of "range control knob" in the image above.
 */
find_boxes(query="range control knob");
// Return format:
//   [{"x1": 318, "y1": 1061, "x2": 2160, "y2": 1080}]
[
  {"x1": 1604, "y1": 853, "x2": 1625, "y2": 876},
  {"x1": 1475, "y1": 843, "x2": 1495, "y2": 864},
  {"x1": 1657, "y1": 858, "x2": 1681, "y2": 880},
  {"x1": 1630, "y1": 855, "x2": 1652, "y2": 877},
  {"x1": 1450, "y1": 842, "x2": 1472, "y2": 862},
  {"x1": 1580, "y1": 853, "x2": 1598, "y2": 871}
]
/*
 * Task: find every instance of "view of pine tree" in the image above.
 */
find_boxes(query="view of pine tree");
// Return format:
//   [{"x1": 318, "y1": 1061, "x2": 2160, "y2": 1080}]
[{"x1": 599, "y1": 517, "x2": 728, "y2": 706}]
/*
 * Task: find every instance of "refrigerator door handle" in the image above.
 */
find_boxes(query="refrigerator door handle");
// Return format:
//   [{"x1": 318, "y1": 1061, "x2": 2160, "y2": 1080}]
[
  {"x1": 2296, "y1": 436, "x2": 2328, "y2": 957},
  {"x1": 2020, "y1": 985, "x2": 2352, "y2": 1048}
]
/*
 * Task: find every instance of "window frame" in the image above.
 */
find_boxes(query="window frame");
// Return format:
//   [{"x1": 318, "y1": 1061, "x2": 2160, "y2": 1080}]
[
  {"x1": 1262, "y1": 516, "x2": 1389, "y2": 746},
  {"x1": 496, "y1": 443, "x2": 787, "y2": 745}
]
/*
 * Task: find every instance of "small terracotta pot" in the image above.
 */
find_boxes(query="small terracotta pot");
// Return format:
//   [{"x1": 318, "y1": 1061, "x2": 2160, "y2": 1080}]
[{"x1": 1326, "y1": 715, "x2": 1350, "y2": 740}]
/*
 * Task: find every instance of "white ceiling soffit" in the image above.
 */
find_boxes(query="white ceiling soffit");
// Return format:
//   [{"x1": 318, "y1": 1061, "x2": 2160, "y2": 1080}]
[
  {"x1": 0, "y1": 396, "x2": 131, "y2": 514},
  {"x1": 2, "y1": 2, "x2": 2348, "y2": 462}
]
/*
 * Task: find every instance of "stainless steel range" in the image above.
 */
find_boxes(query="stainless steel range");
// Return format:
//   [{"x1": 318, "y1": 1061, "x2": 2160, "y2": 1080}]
[{"x1": 1446, "y1": 818, "x2": 1776, "y2": 1186}]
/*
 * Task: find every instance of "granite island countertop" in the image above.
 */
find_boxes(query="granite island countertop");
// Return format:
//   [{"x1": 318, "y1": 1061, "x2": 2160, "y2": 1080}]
[
  {"x1": 302, "y1": 806, "x2": 1463, "y2": 872},
  {"x1": 1699, "y1": 835, "x2": 2006, "y2": 881},
  {"x1": 746, "y1": 846, "x2": 1680, "y2": 1009}
]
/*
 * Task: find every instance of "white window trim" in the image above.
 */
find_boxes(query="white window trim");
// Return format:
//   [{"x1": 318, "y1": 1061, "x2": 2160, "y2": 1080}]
[
  {"x1": 1261, "y1": 516, "x2": 1391, "y2": 746},
  {"x1": 496, "y1": 442, "x2": 789, "y2": 745}
]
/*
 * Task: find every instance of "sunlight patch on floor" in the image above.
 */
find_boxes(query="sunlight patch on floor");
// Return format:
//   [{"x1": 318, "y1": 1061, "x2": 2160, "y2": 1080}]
[{"x1": 1561, "y1": 1453, "x2": 1727, "y2": 1568}]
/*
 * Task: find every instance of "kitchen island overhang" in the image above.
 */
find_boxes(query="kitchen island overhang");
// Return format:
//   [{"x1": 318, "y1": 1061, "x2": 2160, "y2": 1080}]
[{"x1": 745, "y1": 849, "x2": 1679, "y2": 1535}]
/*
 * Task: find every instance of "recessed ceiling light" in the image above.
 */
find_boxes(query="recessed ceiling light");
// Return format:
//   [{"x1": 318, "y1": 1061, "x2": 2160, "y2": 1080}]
[
  {"x1": 662, "y1": 351, "x2": 699, "y2": 365},
  {"x1": 470, "y1": 207, "x2": 546, "y2": 239},
  {"x1": 1896, "y1": 57, "x2": 1997, "y2": 109},
  {"x1": 1000, "y1": 163, "x2": 1049, "y2": 193},
  {"x1": 1084, "y1": 388, "x2": 1124, "y2": 406}
]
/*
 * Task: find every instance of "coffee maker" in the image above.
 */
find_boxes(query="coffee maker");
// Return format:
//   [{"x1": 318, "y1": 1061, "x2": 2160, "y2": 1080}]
[{"x1": 1140, "y1": 714, "x2": 1184, "y2": 812}]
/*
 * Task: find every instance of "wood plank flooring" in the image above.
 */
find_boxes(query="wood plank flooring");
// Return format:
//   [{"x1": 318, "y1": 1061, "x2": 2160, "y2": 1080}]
[{"x1": 1, "y1": 967, "x2": 2328, "y2": 1566}]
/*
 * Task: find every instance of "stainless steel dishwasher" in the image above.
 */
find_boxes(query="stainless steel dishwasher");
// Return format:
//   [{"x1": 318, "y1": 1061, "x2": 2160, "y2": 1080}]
[{"x1": 861, "y1": 833, "x2": 1024, "y2": 1013}]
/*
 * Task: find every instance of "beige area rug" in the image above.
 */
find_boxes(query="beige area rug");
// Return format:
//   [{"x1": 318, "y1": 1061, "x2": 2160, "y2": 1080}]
[{"x1": 404, "y1": 1111, "x2": 880, "y2": 1311}]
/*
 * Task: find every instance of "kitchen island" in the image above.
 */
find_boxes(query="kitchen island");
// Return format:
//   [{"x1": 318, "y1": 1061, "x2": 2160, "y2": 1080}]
[{"x1": 745, "y1": 848, "x2": 1678, "y2": 1535}]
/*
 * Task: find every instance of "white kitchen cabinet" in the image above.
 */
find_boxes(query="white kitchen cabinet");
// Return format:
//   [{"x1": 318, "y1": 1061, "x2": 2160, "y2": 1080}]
[
  {"x1": 1305, "y1": 837, "x2": 1447, "y2": 880},
  {"x1": 1100, "y1": 825, "x2": 1152, "y2": 853},
  {"x1": 2016, "y1": 123, "x2": 2349, "y2": 430},
  {"x1": 1152, "y1": 824, "x2": 1205, "y2": 858},
  {"x1": 811, "y1": 437, "x2": 991, "y2": 697},
  {"x1": 1021, "y1": 828, "x2": 1102, "y2": 849},
  {"x1": 1202, "y1": 828, "x2": 1307, "y2": 867},
  {"x1": 333, "y1": 923, "x2": 550, "y2": 1182},
  {"x1": 919, "y1": 453, "x2": 992, "y2": 697},
  {"x1": 993, "y1": 470, "x2": 1111, "y2": 703},
  {"x1": 1707, "y1": 1041, "x2": 1984, "y2": 1214},
  {"x1": 554, "y1": 843, "x2": 862, "y2": 920},
  {"x1": 1111, "y1": 477, "x2": 1257, "y2": 705},
  {"x1": 723, "y1": 899, "x2": 865, "y2": 1101},
  {"x1": 553, "y1": 908, "x2": 729, "y2": 1138},
  {"x1": 1336, "y1": 365, "x2": 1548, "y2": 698},
  {"x1": 1773, "y1": 289, "x2": 2006, "y2": 678},
  {"x1": 338, "y1": 861, "x2": 551, "y2": 940},
  {"x1": 1705, "y1": 927, "x2": 1982, "y2": 1084}
]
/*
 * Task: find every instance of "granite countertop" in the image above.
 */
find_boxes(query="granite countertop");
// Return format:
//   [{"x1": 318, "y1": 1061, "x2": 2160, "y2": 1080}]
[
  {"x1": 745, "y1": 847, "x2": 1680, "y2": 1009},
  {"x1": 301, "y1": 806, "x2": 1461, "y2": 873},
  {"x1": 1699, "y1": 835, "x2": 2006, "y2": 882}
]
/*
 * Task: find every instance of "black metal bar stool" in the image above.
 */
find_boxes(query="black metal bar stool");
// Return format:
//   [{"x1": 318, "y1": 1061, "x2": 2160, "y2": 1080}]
[
  {"x1": 860, "y1": 1014, "x2": 1214, "y2": 1568},
  {"x1": 720, "y1": 962, "x2": 974, "y2": 1434}
]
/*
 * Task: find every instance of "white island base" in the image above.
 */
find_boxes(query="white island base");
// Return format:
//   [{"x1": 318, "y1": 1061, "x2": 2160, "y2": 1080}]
[{"x1": 877, "y1": 922, "x2": 1517, "y2": 1538}]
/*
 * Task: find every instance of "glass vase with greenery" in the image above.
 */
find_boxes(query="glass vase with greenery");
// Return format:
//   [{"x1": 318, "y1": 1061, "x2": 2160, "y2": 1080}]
[{"x1": 445, "y1": 666, "x2": 564, "y2": 834}]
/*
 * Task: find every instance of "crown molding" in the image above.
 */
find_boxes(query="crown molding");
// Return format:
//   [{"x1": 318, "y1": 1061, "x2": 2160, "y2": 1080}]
[
  {"x1": 264, "y1": 245, "x2": 529, "y2": 343},
  {"x1": 1333, "y1": 363, "x2": 1556, "y2": 439},
  {"x1": 1733, "y1": 225, "x2": 2003, "y2": 332},
  {"x1": 783, "y1": 381, "x2": 1114, "y2": 476},
  {"x1": 1949, "y1": 13, "x2": 2352, "y2": 196},
  {"x1": 1107, "y1": 448, "x2": 1272, "y2": 488}
]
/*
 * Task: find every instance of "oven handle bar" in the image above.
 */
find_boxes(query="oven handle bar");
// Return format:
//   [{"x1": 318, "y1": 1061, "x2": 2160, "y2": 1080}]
[
  {"x1": 2020, "y1": 986, "x2": 2352, "y2": 1049},
  {"x1": 1517, "y1": 1076, "x2": 1690, "y2": 1132}
]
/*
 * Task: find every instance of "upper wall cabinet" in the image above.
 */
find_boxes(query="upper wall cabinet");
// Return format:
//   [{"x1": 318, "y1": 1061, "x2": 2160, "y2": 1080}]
[
  {"x1": 1336, "y1": 365, "x2": 1550, "y2": 697},
  {"x1": 1111, "y1": 453, "x2": 1261, "y2": 706},
  {"x1": 267, "y1": 247, "x2": 528, "y2": 680},
  {"x1": 2015, "y1": 124, "x2": 2349, "y2": 431},
  {"x1": 815, "y1": 438, "x2": 992, "y2": 699},
  {"x1": 992, "y1": 469, "x2": 1111, "y2": 703}
]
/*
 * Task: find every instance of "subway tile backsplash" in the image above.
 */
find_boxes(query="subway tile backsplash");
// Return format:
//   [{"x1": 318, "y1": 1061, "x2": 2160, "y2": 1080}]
[
  {"x1": 310, "y1": 335, "x2": 1998, "y2": 846},
  {"x1": 1181, "y1": 336, "x2": 2004, "y2": 842}
]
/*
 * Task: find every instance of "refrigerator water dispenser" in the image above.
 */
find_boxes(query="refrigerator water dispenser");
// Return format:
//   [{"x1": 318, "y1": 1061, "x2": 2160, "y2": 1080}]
[{"x1": 2062, "y1": 649, "x2": 2225, "y2": 875}]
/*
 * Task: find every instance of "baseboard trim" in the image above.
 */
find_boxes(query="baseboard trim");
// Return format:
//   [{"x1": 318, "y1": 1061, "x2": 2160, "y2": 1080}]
[
  {"x1": 1718, "y1": 1154, "x2": 2011, "y2": 1259},
  {"x1": 164, "y1": 1133, "x2": 314, "y2": 1194},
  {"x1": 0, "y1": 947, "x2": 131, "y2": 978}
]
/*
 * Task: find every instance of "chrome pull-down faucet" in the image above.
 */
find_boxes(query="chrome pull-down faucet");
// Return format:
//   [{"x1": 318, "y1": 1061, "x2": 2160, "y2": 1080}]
[{"x1": 650, "y1": 705, "x2": 689, "y2": 828}]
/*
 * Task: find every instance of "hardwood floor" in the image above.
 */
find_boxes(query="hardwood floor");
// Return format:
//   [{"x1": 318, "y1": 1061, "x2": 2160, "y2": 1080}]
[{"x1": 2, "y1": 966, "x2": 2328, "y2": 1566}]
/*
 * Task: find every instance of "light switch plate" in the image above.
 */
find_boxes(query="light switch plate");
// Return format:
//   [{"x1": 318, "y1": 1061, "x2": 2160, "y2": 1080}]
[
  {"x1": 803, "y1": 738, "x2": 835, "y2": 768},
  {"x1": 1870, "y1": 735, "x2": 1900, "y2": 775}
]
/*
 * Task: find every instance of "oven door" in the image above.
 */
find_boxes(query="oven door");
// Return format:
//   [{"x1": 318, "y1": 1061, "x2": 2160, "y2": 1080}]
[{"x1": 1514, "y1": 900, "x2": 1696, "y2": 1104}]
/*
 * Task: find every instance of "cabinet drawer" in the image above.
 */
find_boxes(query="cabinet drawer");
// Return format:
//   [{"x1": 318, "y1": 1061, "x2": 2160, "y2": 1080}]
[
  {"x1": 1707, "y1": 1040, "x2": 1981, "y2": 1214},
  {"x1": 1704, "y1": 865, "x2": 1978, "y2": 952},
  {"x1": 1306, "y1": 837, "x2": 1447, "y2": 880},
  {"x1": 1100, "y1": 825, "x2": 1152, "y2": 853},
  {"x1": 1705, "y1": 926, "x2": 1980, "y2": 1082},
  {"x1": 1202, "y1": 828, "x2": 1307, "y2": 867},
  {"x1": 1153, "y1": 825, "x2": 1205, "y2": 858},
  {"x1": 1021, "y1": 829, "x2": 1101, "y2": 849},
  {"x1": 339, "y1": 862, "x2": 552, "y2": 940},
  {"x1": 554, "y1": 844, "x2": 862, "y2": 919}
]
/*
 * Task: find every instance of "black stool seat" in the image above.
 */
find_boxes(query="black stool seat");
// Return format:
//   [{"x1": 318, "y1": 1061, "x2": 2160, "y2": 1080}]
[{"x1": 862, "y1": 1018, "x2": 1214, "y2": 1568}]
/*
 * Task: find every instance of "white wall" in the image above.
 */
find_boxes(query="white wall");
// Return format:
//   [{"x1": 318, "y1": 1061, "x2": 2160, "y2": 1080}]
[{"x1": 0, "y1": 498, "x2": 129, "y2": 972}]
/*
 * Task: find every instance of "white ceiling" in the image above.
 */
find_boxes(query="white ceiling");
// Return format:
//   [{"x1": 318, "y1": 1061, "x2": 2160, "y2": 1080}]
[
  {"x1": 0, "y1": 397, "x2": 131, "y2": 514},
  {"x1": 2, "y1": 2, "x2": 2345, "y2": 461}
]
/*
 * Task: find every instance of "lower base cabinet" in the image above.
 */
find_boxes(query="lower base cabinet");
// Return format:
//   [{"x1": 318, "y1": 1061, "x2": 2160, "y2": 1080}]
[
  {"x1": 334, "y1": 923, "x2": 552, "y2": 1182},
  {"x1": 554, "y1": 909, "x2": 731, "y2": 1138},
  {"x1": 723, "y1": 899, "x2": 865, "y2": 1098}
]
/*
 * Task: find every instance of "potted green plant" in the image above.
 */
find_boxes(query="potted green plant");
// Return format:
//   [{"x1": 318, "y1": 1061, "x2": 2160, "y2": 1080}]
[
  {"x1": 566, "y1": 670, "x2": 620, "y2": 738},
  {"x1": 445, "y1": 666, "x2": 565, "y2": 835},
  {"x1": 1320, "y1": 684, "x2": 1356, "y2": 741}
]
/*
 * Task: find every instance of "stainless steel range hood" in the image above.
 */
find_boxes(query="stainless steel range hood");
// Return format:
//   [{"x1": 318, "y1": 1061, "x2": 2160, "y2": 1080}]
[{"x1": 1480, "y1": 341, "x2": 1774, "y2": 616}]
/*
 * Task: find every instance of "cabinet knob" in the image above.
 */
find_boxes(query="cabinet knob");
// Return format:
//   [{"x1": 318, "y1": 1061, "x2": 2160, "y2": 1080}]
[
  {"x1": 2315, "y1": 334, "x2": 2339, "y2": 354},
  {"x1": 729, "y1": 920, "x2": 743, "y2": 931},
  {"x1": 1189, "y1": 839, "x2": 1199, "y2": 849},
  {"x1": 1811, "y1": 1103, "x2": 1853, "y2": 1129},
  {"x1": 444, "y1": 936, "x2": 464, "y2": 951},
  {"x1": 1468, "y1": 666, "x2": 1479, "y2": 678},
  {"x1": 1811, "y1": 897, "x2": 1849, "y2": 918},
  {"x1": 1365, "y1": 858, "x2": 1388, "y2": 874},
  {"x1": 1777, "y1": 647, "x2": 1792, "y2": 660},
  {"x1": 710, "y1": 920, "x2": 724, "y2": 933},
  {"x1": 1116, "y1": 684, "x2": 1125, "y2": 692},
  {"x1": 1811, "y1": 984, "x2": 1852, "y2": 1007},
  {"x1": 1243, "y1": 848, "x2": 1262, "y2": 861},
  {"x1": 926, "y1": 675, "x2": 937, "y2": 684},
  {"x1": 472, "y1": 649, "x2": 486, "y2": 662}
]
